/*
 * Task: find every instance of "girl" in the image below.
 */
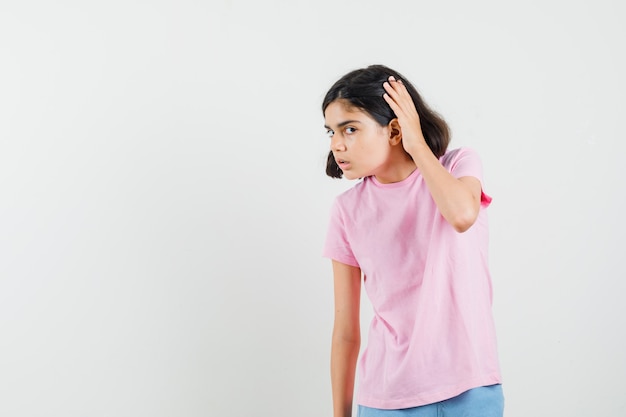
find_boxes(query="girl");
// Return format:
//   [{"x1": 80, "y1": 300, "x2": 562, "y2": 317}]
[{"x1": 322, "y1": 65, "x2": 503, "y2": 417}]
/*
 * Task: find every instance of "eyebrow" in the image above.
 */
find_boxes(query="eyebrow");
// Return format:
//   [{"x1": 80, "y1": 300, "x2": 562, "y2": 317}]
[{"x1": 324, "y1": 120, "x2": 362, "y2": 129}]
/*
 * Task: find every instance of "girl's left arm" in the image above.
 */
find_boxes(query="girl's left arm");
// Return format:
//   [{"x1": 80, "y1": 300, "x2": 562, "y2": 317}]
[{"x1": 383, "y1": 77, "x2": 482, "y2": 233}]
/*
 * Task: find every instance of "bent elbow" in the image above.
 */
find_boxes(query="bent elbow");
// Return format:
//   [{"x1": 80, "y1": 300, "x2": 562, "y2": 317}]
[
  {"x1": 449, "y1": 210, "x2": 478, "y2": 233},
  {"x1": 453, "y1": 221, "x2": 472, "y2": 233}
]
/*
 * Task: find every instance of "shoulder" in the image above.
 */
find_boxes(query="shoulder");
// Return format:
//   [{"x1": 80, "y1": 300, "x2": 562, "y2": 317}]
[
  {"x1": 334, "y1": 178, "x2": 369, "y2": 205},
  {"x1": 439, "y1": 147, "x2": 482, "y2": 169},
  {"x1": 329, "y1": 178, "x2": 374, "y2": 222},
  {"x1": 439, "y1": 147, "x2": 482, "y2": 172}
]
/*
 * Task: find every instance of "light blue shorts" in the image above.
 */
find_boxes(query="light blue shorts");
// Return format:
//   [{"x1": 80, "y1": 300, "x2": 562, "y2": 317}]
[{"x1": 357, "y1": 384, "x2": 504, "y2": 417}]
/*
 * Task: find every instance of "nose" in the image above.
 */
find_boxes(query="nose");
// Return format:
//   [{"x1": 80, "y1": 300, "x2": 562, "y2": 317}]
[{"x1": 330, "y1": 134, "x2": 346, "y2": 152}]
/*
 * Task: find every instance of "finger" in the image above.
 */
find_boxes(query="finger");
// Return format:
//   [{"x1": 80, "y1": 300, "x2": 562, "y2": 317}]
[
  {"x1": 383, "y1": 91, "x2": 401, "y2": 114},
  {"x1": 387, "y1": 76, "x2": 406, "y2": 91},
  {"x1": 384, "y1": 85, "x2": 411, "y2": 115},
  {"x1": 391, "y1": 78, "x2": 408, "y2": 95},
  {"x1": 383, "y1": 83, "x2": 401, "y2": 107},
  {"x1": 385, "y1": 76, "x2": 401, "y2": 92},
  {"x1": 384, "y1": 78, "x2": 410, "y2": 102},
  {"x1": 383, "y1": 80, "x2": 397, "y2": 93},
  {"x1": 383, "y1": 81, "x2": 405, "y2": 104}
]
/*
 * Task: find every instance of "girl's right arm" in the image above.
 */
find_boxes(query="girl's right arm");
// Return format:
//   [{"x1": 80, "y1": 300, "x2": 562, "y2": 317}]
[{"x1": 330, "y1": 260, "x2": 362, "y2": 417}]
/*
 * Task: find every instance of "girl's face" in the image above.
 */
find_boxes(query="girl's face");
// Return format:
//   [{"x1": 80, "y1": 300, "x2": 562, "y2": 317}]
[{"x1": 324, "y1": 100, "x2": 396, "y2": 182}]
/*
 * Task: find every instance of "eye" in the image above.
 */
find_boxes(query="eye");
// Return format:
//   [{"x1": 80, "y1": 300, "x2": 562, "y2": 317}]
[
  {"x1": 325, "y1": 128, "x2": 334, "y2": 137},
  {"x1": 345, "y1": 127, "x2": 357, "y2": 134}
]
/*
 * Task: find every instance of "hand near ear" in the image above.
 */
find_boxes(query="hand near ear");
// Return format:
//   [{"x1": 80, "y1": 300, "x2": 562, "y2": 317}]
[{"x1": 383, "y1": 76, "x2": 429, "y2": 156}]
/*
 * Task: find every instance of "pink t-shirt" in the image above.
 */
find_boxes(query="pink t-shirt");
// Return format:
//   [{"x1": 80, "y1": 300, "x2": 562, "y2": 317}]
[{"x1": 323, "y1": 147, "x2": 502, "y2": 409}]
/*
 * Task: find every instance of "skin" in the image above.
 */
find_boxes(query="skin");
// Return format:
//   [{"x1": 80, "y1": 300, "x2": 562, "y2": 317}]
[
  {"x1": 324, "y1": 99, "x2": 414, "y2": 184},
  {"x1": 325, "y1": 77, "x2": 484, "y2": 417}
]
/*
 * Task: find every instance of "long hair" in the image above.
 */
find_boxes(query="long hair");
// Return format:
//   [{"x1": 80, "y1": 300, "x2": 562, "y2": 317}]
[{"x1": 322, "y1": 65, "x2": 450, "y2": 178}]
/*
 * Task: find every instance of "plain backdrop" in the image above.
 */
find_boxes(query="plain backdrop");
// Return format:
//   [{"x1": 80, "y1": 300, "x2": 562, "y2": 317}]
[{"x1": 1, "y1": 1, "x2": 625, "y2": 416}]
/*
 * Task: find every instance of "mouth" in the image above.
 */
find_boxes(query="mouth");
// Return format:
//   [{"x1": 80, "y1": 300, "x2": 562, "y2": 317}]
[{"x1": 335, "y1": 158, "x2": 350, "y2": 169}]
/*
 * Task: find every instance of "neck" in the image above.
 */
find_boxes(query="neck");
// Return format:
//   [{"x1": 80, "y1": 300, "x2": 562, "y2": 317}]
[{"x1": 374, "y1": 152, "x2": 417, "y2": 184}]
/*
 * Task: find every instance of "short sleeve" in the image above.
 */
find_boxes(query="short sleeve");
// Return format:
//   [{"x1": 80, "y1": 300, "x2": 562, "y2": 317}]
[
  {"x1": 322, "y1": 198, "x2": 360, "y2": 267},
  {"x1": 444, "y1": 147, "x2": 492, "y2": 208}
]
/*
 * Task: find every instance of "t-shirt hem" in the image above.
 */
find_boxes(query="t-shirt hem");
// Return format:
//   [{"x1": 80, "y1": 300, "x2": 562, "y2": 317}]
[{"x1": 357, "y1": 373, "x2": 502, "y2": 410}]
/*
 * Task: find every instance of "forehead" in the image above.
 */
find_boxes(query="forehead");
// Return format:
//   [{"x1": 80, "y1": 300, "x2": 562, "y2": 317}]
[{"x1": 324, "y1": 100, "x2": 371, "y2": 123}]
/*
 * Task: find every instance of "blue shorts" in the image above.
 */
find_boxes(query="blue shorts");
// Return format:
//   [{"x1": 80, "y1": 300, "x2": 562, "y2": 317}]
[{"x1": 357, "y1": 384, "x2": 504, "y2": 417}]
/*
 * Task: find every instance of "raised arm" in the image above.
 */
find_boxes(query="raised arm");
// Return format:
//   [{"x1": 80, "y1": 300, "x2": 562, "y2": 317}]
[
  {"x1": 330, "y1": 260, "x2": 362, "y2": 417},
  {"x1": 383, "y1": 77, "x2": 482, "y2": 233}
]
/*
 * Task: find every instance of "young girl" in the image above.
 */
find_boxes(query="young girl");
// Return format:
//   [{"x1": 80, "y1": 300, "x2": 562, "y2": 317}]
[{"x1": 322, "y1": 65, "x2": 503, "y2": 417}]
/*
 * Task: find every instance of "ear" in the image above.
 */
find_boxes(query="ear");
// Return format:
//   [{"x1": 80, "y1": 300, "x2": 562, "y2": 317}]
[{"x1": 388, "y1": 118, "x2": 402, "y2": 145}]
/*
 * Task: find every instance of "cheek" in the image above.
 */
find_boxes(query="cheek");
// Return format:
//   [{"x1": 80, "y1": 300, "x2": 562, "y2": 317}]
[{"x1": 365, "y1": 139, "x2": 390, "y2": 156}]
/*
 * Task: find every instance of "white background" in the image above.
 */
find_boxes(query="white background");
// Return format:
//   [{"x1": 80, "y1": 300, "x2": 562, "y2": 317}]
[{"x1": 1, "y1": 1, "x2": 625, "y2": 416}]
